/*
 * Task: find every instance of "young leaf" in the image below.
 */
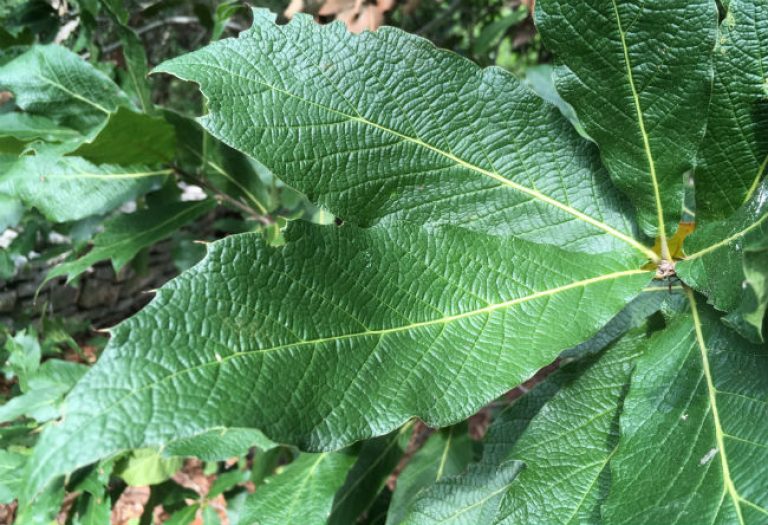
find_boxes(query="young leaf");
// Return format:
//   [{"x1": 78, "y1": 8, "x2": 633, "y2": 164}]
[
  {"x1": 605, "y1": 292, "x2": 768, "y2": 524},
  {"x1": 114, "y1": 449, "x2": 183, "y2": 487},
  {"x1": 536, "y1": 0, "x2": 716, "y2": 243},
  {"x1": 0, "y1": 44, "x2": 132, "y2": 132},
  {"x1": 22, "y1": 222, "x2": 651, "y2": 499},
  {"x1": 153, "y1": 9, "x2": 653, "y2": 258},
  {"x1": 0, "y1": 155, "x2": 168, "y2": 222},
  {"x1": 239, "y1": 452, "x2": 356, "y2": 525},
  {"x1": 400, "y1": 329, "x2": 646, "y2": 524},
  {"x1": 677, "y1": 179, "x2": 768, "y2": 337},
  {"x1": 46, "y1": 198, "x2": 215, "y2": 283},
  {"x1": 695, "y1": 0, "x2": 768, "y2": 222}
]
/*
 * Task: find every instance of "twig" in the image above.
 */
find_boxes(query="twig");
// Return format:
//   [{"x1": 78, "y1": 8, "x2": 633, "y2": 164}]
[
  {"x1": 101, "y1": 17, "x2": 245, "y2": 54},
  {"x1": 174, "y1": 167, "x2": 274, "y2": 226}
]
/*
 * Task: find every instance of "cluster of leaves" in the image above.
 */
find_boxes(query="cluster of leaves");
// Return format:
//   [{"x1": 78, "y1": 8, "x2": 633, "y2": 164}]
[{"x1": 1, "y1": 0, "x2": 767, "y2": 523}]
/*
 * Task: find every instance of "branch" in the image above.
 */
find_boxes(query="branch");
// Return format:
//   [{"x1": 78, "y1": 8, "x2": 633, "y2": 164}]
[{"x1": 174, "y1": 167, "x2": 274, "y2": 226}]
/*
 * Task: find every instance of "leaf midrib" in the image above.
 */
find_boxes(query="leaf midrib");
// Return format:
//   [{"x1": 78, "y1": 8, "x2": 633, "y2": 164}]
[
  {"x1": 180, "y1": 62, "x2": 657, "y2": 262},
  {"x1": 687, "y1": 290, "x2": 744, "y2": 524},
  {"x1": 609, "y1": 0, "x2": 669, "y2": 258},
  {"x1": 686, "y1": 210, "x2": 768, "y2": 260},
  {"x1": 47, "y1": 167, "x2": 172, "y2": 180}
]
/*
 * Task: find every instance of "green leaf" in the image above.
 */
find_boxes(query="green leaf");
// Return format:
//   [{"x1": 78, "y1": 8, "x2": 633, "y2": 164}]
[
  {"x1": 724, "y1": 233, "x2": 768, "y2": 342},
  {"x1": 239, "y1": 452, "x2": 356, "y2": 525},
  {"x1": 164, "y1": 504, "x2": 200, "y2": 525},
  {"x1": 114, "y1": 448, "x2": 184, "y2": 487},
  {"x1": 536, "y1": 0, "x2": 716, "y2": 241},
  {"x1": 164, "y1": 427, "x2": 277, "y2": 462},
  {"x1": 400, "y1": 329, "x2": 645, "y2": 524},
  {"x1": 473, "y1": 8, "x2": 528, "y2": 56},
  {"x1": 522, "y1": 65, "x2": 587, "y2": 140},
  {"x1": 4, "y1": 330, "x2": 41, "y2": 391},
  {"x1": 46, "y1": 198, "x2": 214, "y2": 283},
  {"x1": 0, "y1": 155, "x2": 168, "y2": 222},
  {"x1": 0, "y1": 112, "x2": 81, "y2": 143},
  {"x1": 15, "y1": 478, "x2": 64, "y2": 525},
  {"x1": 0, "y1": 359, "x2": 88, "y2": 424},
  {"x1": 604, "y1": 292, "x2": 768, "y2": 524},
  {"x1": 22, "y1": 222, "x2": 650, "y2": 499},
  {"x1": 72, "y1": 493, "x2": 111, "y2": 525},
  {"x1": 70, "y1": 107, "x2": 176, "y2": 165},
  {"x1": 153, "y1": 9, "x2": 654, "y2": 259},
  {"x1": 0, "y1": 450, "x2": 26, "y2": 503},
  {"x1": 329, "y1": 428, "x2": 409, "y2": 525},
  {"x1": 694, "y1": 0, "x2": 768, "y2": 223},
  {"x1": 0, "y1": 44, "x2": 132, "y2": 132},
  {"x1": 0, "y1": 192, "x2": 23, "y2": 229},
  {"x1": 386, "y1": 424, "x2": 473, "y2": 525},
  {"x1": 399, "y1": 460, "x2": 524, "y2": 524},
  {"x1": 677, "y1": 179, "x2": 768, "y2": 330},
  {"x1": 162, "y1": 109, "x2": 273, "y2": 216},
  {"x1": 100, "y1": 0, "x2": 152, "y2": 112}
]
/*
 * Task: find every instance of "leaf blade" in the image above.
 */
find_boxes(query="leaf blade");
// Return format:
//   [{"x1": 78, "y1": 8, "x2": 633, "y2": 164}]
[
  {"x1": 536, "y1": 0, "x2": 716, "y2": 241},
  {"x1": 153, "y1": 9, "x2": 652, "y2": 259},
  {"x1": 604, "y1": 292, "x2": 768, "y2": 524},
  {"x1": 22, "y1": 222, "x2": 650, "y2": 499}
]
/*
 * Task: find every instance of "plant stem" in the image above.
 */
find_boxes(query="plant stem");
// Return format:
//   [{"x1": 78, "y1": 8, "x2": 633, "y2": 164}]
[{"x1": 174, "y1": 167, "x2": 274, "y2": 226}]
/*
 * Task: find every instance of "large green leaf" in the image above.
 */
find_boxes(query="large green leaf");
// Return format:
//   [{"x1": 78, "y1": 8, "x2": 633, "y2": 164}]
[
  {"x1": 536, "y1": 0, "x2": 716, "y2": 245},
  {"x1": 153, "y1": 9, "x2": 655, "y2": 260},
  {"x1": 400, "y1": 329, "x2": 645, "y2": 524},
  {"x1": 0, "y1": 44, "x2": 132, "y2": 133},
  {"x1": 46, "y1": 198, "x2": 214, "y2": 283},
  {"x1": 695, "y1": 0, "x2": 768, "y2": 222},
  {"x1": 22, "y1": 222, "x2": 650, "y2": 499},
  {"x1": 604, "y1": 292, "x2": 768, "y2": 524},
  {"x1": 677, "y1": 179, "x2": 768, "y2": 338},
  {"x1": 239, "y1": 452, "x2": 356, "y2": 525},
  {"x1": 0, "y1": 155, "x2": 168, "y2": 222}
]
